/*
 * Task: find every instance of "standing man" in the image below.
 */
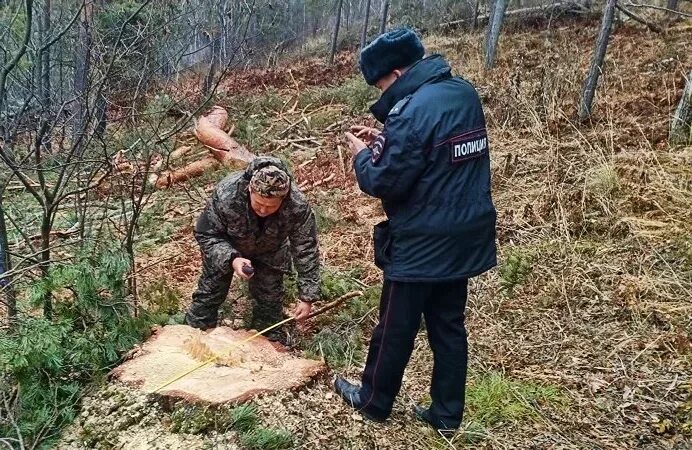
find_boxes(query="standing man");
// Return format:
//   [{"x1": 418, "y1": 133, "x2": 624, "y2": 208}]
[
  {"x1": 336, "y1": 28, "x2": 497, "y2": 433},
  {"x1": 185, "y1": 156, "x2": 320, "y2": 343}
]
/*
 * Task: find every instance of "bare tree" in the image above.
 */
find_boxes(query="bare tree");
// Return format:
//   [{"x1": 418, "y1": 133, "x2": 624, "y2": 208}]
[
  {"x1": 329, "y1": 0, "x2": 344, "y2": 64},
  {"x1": 579, "y1": 0, "x2": 617, "y2": 120},
  {"x1": 670, "y1": 70, "x2": 692, "y2": 144},
  {"x1": 485, "y1": 0, "x2": 509, "y2": 69},
  {"x1": 73, "y1": 0, "x2": 93, "y2": 144},
  {"x1": 0, "y1": 194, "x2": 17, "y2": 326},
  {"x1": 380, "y1": 0, "x2": 390, "y2": 34},
  {"x1": 360, "y1": 0, "x2": 372, "y2": 49},
  {"x1": 666, "y1": 0, "x2": 679, "y2": 19}
]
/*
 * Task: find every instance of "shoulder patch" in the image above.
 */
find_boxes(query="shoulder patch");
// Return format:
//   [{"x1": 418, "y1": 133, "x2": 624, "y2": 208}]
[
  {"x1": 446, "y1": 128, "x2": 489, "y2": 164},
  {"x1": 370, "y1": 132, "x2": 387, "y2": 164},
  {"x1": 388, "y1": 95, "x2": 412, "y2": 117}
]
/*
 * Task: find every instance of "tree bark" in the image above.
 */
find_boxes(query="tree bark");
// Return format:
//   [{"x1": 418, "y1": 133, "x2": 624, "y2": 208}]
[
  {"x1": 485, "y1": 0, "x2": 509, "y2": 69},
  {"x1": 39, "y1": 0, "x2": 51, "y2": 110},
  {"x1": 73, "y1": 1, "x2": 93, "y2": 142},
  {"x1": 578, "y1": 0, "x2": 617, "y2": 121},
  {"x1": 203, "y1": 33, "x2": 219, "y2": 96},
  {"x1": 379, "y1": 0, "x2": 389, "y2": 34},
  {"x1": 360, "y1": 0, "x2": 371, "y2": 50},
  {"x1": 329, "y1": 0, "x2": 343, "y2": 65},
  {"x1": 669, "y1": 70, "x2": 692, "y2": 145},
  {"x1": 0, "y1": 194, "x2": 17, "y2": 326},
  {"x1": 40, "y1": 211, "x2": 52, "y2": 318},
  {"x1": 666, "y1": 0, "x2": 679, "y2": 18}
]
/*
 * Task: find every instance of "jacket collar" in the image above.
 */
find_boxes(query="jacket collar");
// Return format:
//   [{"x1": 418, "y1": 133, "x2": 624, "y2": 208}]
[{"x1": 369, "y1": 54, "x2": 452, "y2": 123}]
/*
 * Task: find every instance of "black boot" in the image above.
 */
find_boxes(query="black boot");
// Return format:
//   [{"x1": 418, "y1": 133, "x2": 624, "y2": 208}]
[
  {"x1": 185, "y1": 312, "x2": 217, "y2": 331},
  {"x1": 264, "y1": 328, "x2": 292, "y2": 347},
  {"x1": 412, "y1": 404, "x2": 457, "y2": 437},
  {"x1": 334, "y1": 377, "x2": 387, "y2": 423}
]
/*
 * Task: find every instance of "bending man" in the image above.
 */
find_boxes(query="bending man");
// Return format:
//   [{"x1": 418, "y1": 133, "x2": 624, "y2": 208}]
[{"x1": 185, "y1": 156, "x2": 320, "y2": 343}]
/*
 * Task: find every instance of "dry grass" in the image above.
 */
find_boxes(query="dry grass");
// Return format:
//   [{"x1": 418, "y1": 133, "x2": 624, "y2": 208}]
[{"x1": 64, "y1": 18, "x2": 692, "y2": 450}]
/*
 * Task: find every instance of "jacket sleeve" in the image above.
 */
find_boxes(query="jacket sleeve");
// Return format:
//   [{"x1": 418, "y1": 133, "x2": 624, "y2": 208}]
[
  {"x1": 289, "y1": 204, "x2": 321, "y2": 302},
  {"x1": 353, "y1": 114, "x2": 426, "y2": 201},
  {"x1": 194, "y1": 193, "x2": 240, "y2": 269}
]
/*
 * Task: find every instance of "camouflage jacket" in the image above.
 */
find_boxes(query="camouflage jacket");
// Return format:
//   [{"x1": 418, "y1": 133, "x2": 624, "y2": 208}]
[{"x1": 194, "y1": 157, "x2": 321, "y2": 301}]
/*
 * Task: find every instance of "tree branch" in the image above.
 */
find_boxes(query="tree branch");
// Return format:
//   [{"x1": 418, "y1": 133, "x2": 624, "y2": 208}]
[
  {"x1": 624, "y1": 1, "x2": 692, "y2": 17},
  {"x1": 615, "y1": 4, "x2": 663, "y2": 32},
  {"x1": 0, "y1": 0, "x2": 34, "y2": 112}
]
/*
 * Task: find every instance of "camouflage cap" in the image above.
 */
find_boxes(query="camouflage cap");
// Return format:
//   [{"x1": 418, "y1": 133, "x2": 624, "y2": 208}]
[{"x1": 249, "y1": 166, "x2": 290, "y2": 198}]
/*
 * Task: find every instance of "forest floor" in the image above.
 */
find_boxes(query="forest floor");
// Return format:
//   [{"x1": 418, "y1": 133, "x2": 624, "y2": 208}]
[{"x1": 57, "y1": 18, "x2": 691, "y2": 450}]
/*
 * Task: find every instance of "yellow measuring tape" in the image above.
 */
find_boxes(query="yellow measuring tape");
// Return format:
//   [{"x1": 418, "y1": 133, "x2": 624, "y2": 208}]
[
  {"x1": 152, "y1": 315, "x2": 294, "y2": 393},
  {"x1": 150, "y1": 291, "x2": 363, "y2": 393}
]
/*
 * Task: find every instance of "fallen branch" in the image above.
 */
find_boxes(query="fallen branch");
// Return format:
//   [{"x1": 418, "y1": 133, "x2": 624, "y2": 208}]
[
  {"x1": 616, "y1": 4, "x2": 663, "y2": 32},
  {"x1": 624, "y1": 1, "x2": 692, "y2": 17},
  {"x1": 439, "y1": 1, "x2": 589, "y2": 29},
  {"x1": 306, "y1": 290, "x2": 364, "y2": 320},
  {"x1": 27, "y1": 224, "x2": 80, "y2": 241}
]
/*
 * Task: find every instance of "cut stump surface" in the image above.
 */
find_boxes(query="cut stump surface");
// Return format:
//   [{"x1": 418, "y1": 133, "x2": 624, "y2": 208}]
[{"x1": 110, "y1": 325, "x2": 326, "y2": 404}]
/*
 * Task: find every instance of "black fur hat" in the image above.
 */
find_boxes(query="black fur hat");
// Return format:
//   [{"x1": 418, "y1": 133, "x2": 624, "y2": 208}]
[{"x1": 359, "y1": 28, "x2": 425, "y2": 86}]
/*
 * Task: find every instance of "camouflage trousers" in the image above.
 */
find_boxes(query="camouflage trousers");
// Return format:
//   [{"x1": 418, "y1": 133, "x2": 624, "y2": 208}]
[{"x1": 185, "y1": 254, "x2": 285, "y2": 331}]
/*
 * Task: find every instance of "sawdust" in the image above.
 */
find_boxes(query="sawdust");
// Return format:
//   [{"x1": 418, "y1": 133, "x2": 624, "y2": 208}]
[{"x1": 182, "y1": 331, "x2": 244, "y2": 367}]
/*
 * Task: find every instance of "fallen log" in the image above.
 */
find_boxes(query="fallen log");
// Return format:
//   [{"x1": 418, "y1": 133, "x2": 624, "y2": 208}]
[
  {"x1": 439, "y1": 2, "x2": 589, "y2": 29},
  {"x1": 204, "y1": 105, "x2": 228, "y2": 129},
  {"x1": 150, "y1": 106, "x2": 257, "y2": 189},
  {"x1": 194, "y1": 108, "x2": 255, "y2": 164},
  {"x1": 153, "y1": 157, "x2": 221, "y2": 189}
]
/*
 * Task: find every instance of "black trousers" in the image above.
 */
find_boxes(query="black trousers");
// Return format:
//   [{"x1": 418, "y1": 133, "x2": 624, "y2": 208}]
[{"x1": 358, "y1": 278, "x2": 469, "y2": 429}]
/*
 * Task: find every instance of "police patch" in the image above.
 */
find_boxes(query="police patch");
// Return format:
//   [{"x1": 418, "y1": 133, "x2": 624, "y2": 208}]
[
  {"x1": 447, "y1": 128, "x2": 488, "y2": 164},
  {"x1": 371, "y1": 132, "x2": 387, "y2": 164}
]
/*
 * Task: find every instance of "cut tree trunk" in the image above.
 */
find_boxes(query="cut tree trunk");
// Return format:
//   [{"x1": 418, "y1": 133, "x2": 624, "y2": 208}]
[
  {"x1": 578, "y1": 0, "x2": 617, "y2": 121},
  {"x1": 151, "y1": 107, "x2": 255, "y2": 189},
  {"x1": 670, "y1": 70, "x2": 692, "y2": 145},
  {"x1": 153, "y1": 157, "x2": 221, "y2": 189},
  {"x1": 193, "y1": 108, "x2": 254, "y2": 163}
]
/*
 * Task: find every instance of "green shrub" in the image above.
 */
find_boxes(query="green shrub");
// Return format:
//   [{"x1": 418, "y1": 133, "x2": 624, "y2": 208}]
[
  {"x1": 300, "y1": 77, "x2": 378, "y2": 114},
  {"x1": 0, "y1": 248, "x2": 167, "y2": 448},
  {"x1": 239, "y1": 427, "x2": 294, "y2": 450},
  {"x1": 499, "y1": 250, "x2": 532, "y2": 297},
  {"x1": 141, "y1": 279, "x2": 182, "y2": 315},
  {"x1": 465, "y1": 372, "x2": 569, "y2": 427},
  {"x1": 306, "y1": 328, "x2": 362, "y2": 368}
]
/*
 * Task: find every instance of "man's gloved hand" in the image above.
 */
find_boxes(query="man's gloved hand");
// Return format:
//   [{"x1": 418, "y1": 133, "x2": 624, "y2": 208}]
[
  {"x1": 293, "y1": 300, "x2": 312, "y2": 322},
  {"x1": 232, "y1": 257, "x2": 254, "y2": 280}
]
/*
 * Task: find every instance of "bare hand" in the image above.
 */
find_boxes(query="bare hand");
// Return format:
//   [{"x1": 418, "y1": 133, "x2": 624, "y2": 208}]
[
  {"x1": 350, "y1": 125, "x2": 381, "y2": 146},
  {"x1": 344, "y1": 132, "x2": 368, "y2": 156},
  {"x1": 232, "y1": 257, "x2": 254, "y2": 280},
  {"x1": 293, "y1": 300, "x2": 312, "y2": 322}
]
